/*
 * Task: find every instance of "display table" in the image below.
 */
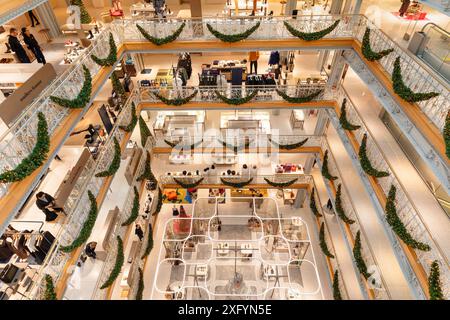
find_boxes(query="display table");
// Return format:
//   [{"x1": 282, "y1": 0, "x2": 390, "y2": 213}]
[
  {"x1": 195, "y1": 264, "x2": 208, "y2": 278},
  {"x1": 240, "y1": 243, "x2": 253, "y2": 260},
  {"x1": 287, "y1": 288, "x2": 302, "y2": 300},
  {"x1": 130, "y1": 3, "x2": 156, "y2": 16},
  {"x1": 290, "y1": 110, "x2": 305, "y2": 129},
  {"x1": 230, "y1": 188, "x2": 268, "y2": 198},
  {"x1": 217, "y1": 242, "x2": 230, "y2": 255}
]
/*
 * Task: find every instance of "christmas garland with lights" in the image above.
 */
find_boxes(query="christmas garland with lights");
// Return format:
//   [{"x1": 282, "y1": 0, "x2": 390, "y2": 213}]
[
  {"x1": 70, "y1": 0, "x2": 91, "y2": 24},
  {"x1": 333, "y1": 270, "x2": 343, "y2": 300},
  {"x1": 218, "y1": 139, "x2": 250, "y2": 152},
  {"x1": 119, "y1": 104, "x2": 138, "y2": 132},
  {"x1": 60, "y1": 190, "x2": 98, "y2": 252},
  {"x1": 268, "y1": 137, "x2": 309, "y2": 150},
  {"x1": 361, "y1": 28, "x2": 394, "y2": 61},
  {"x1": 319, "y1": 222, "x2": 335, "y2": 258},
  {"x1": 310, "y1": 188, "x2": 322, "y2": 217},
  {"x1": 95, "y1": 137, "x2": 121, "y2": 177},
  {"x1": 322, "y1": 150, "x2": 338, "y2": 181},
  {"x1": 339, "y1": 98, "x2": 360, "y2": 131},
  {"x1": 215, "y1": 90, "x2": 258, "y2": 105},
  {"x1": 91, "y1": 32, "x2": 117, "y2": 66},
  {"x1": 139, "y1": 115, "x2": 153, "y2": 148},
  {"x1": 111, "y1": 72, "x2": 125, "y2": 98},
  {"x1": 220, "y1": 177, "x2": 253, "y2": 188},
  {"x1": 0, "y1": 112, "x2": 49, "y2": 183},
  {"x1": 100, "y1": 236, "x2": 124, "y2": 289},
  {"x1": 445, "y1": 111, "x2": 450, "y2": 159},
  {"x1": 263, "y1": 177, "x2": 298, "y2": 188},
  {"x1": 164, "y1": 139, "x2": 204, "y2": 150},
  {"x1": 335, "y1": 184, "x2": 355, "y2": 225},
  {"x1": 392, "y1": 57, "x2": 439, "y2": 102},
  {"x1": 353, "y1": 230, "x2": 372, "y2": 280},
  {"x1": 153, "y1": 90, "x2": 198, "y2": 106},
  {"x1": 50, "y1": 65, "x2": 92, "y2": 108},
  {"x1": 141, "y1": 224, "x2": 153, "y2": 259},
  {"x1": 137, "y1": 151, "x2": 157, "y2": 188},
  {"x1": 284, "y1": 20, "x2": 340, "y2": 41},
  {"x1": 136, "y1": 22, "x2": 186, "y2": 46},
  {"x1": 428, "y1": 260, "x2": 444, "y2": 300},
  {"x1": 359, "y1": 134, "x2": 390, "y2": 178},
  {"x1": 121, "y1": 187, "x2": 140, "y2": 226},
  {"x1": 153, "y1": 187, "x2": 163, "y2": 216},
  {"x1": 385, "y1": 185, "x2": 431, "y2": 251},
  {"x1": 206, "y1": 21, "x2": 260, "y2": 43},
  {"x1": 276, "y1": 89, "x2": 323, "y2": 103},
  {"x1": 43, "y1": 275, "x2": 57, "y2": 300},
  {"x1": 173, "y1": 177, "x2": 204, "y2": 189},
  {"x1": 136, "y1": 267, "x2": 144, "y2": 300}
]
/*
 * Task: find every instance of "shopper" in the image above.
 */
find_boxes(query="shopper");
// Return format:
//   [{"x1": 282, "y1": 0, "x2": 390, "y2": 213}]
[
  {"x1": 172, "y1": 205, "x2": 180, "y2": 217},
  {"x1": 21, "y1": 28, "x2": 46, "y2": 64},
  {"x1": 70, "y1": 124, "x2": 98, "y2": 144},
  {"x1": 135, "y1": 224, "x2": 144, "y2": 241},
  {"x1": 85, "y1": 242, "x2": 97, "y2": 259},
  {"x1": 326, "y1": 199, "x2": 333, "y2": 211},
  {"x1": 241, "y1": 164, "x2": 249, "y2": 178},
  {"x1": 35, "y1": 191, "x2": 64, "y2": 222},
  {"x1": 8, "y1": 28, "x2": 30, "y2": 63},
  {"x1": 250, "y1": 165, "x2": 258, "y2": 178},
  {"x1": 209, "y1": 165, "x2": 217, "y2": 183},
  {"x1": 28, "y1": 10, "x2": 40, "y2": 27},
  {"x1": 249, "y1": 51, "x2": 259, "y2": 74}
]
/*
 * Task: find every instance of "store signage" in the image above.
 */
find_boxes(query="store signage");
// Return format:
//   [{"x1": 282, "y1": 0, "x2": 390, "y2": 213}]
[{"x1": 0, "y1": 63, "x2": 57, "y2": 126}]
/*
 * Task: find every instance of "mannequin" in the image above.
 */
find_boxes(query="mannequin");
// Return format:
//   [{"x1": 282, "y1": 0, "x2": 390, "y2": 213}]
[{"x1": 249, "y1": 51, "x2": 260, "y2": 74}]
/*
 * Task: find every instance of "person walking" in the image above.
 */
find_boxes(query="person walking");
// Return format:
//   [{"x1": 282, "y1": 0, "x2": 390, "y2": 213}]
[
  {"x1": 35, "y1": 191, "x2": 64, "y2": 221},
  {"x1": 135, "y1": 224, "x2": 144, "y2": 241},
  {"x1": 85, "y1": 242, "x2": 97, "y2": 259},
  {"x1": 22, "y1": 27, "x2": 46, "y2": 64},
  {"x1": 249, "y1": 51, "x2": 260, "y2": 74},
  {"x1": 28, "y1": 10, "x2": 40, "y2": 27},
  {"x1": 8, "y1": 28, "x2": 30, "y2": 63}
]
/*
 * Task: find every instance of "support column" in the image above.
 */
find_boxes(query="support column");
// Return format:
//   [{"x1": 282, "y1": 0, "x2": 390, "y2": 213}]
[
  {"x1": 329, "y1": 0, "x2": 345, "y2": 14},
  {"x1": 327, "y1": 50, "x2": 346, "y2": 89},
  {"x1": 303, "y1": 154, "x2": 315, "y2": 175},
  {"x1": 285, "y1": 0, "x2": 297, "y2": 16},
  {"x1": 35, "y1": 1, "x2": 62, "y2": 38},
  {"x1": 133, "y1": 53, "x2": 145, "y2": 74},
  {"x1": 352, "y1": 0, "x2": 363, "y2": 14},
  {"x1": 190, "y1": 0, "x2": 203, "y2": 37},
  {"x1": 294, "y1": 189, "x2": 306, "y2": 208},
  {"x1": 313, "y1": 109, "x2": 329, "y2": 136}
]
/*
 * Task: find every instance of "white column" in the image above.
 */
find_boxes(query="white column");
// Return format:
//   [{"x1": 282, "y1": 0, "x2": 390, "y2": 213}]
[
  {"x1": 285, "y1": 0, "x2": 297, "y2": 16},
  {"x1": 294, "y1": 189, "x2": 306, "y2": 208},
  {"x1": 35, "y1": 1, "x2": 61, "y2": 38},
  {"x1": 329, "y1": 0, "x2": 345, "y2": 13}
]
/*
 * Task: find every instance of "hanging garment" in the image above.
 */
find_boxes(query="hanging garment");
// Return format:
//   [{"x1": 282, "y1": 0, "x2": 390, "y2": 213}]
[{"x1": 268, "y1": 51, "x2": 280, "y2": 65}]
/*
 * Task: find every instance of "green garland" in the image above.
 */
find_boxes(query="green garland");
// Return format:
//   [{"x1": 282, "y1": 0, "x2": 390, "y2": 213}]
[
  {"x1": 60, "y1": 190, "x2": 98, "y2": 253},
  {"x1": 139, "y1": 115, "x2": 153, "y2": 148},
  {"x1": 119, "y1": 103, "x2": 138, "y2": 132},
  {"x1": 319, "y1": 222, "x2": 335, "y2": 258},
  {"x1": 220, "y1": 177, "x2": 253, "y2": 188},
  {"x1": 0, "y1": 112, "x2": 49, "y2": 183},
  {"x1": 263, "y1": 177, "x2": 298, "y2": 188},
  {"x1": 361, "y1": 28, "x2": 394, "y2": 61},
  {"x1": 215, "y1": 90, "x2": 258, "y2": 105},
  {"x1": 70, "y1": 0, "x2": 91, "y2": 24},
  {"x1": 218, "y1": 139, "x2": 250, "y2": 152},
  {"x1": 428, "y1": 260, "x2": 444, "y2": 300},
  {"x1": 153, "y1": 90, "x2": 198, "y2": 106},
  {"x1": 335, "y1": 184, "x2": 355, "y2": 225},
  {"x1": 333, "y1": 270, "x2": 343, "y2": 300},
  {"x1": 310, "y1": 188, "x2": 322, "y2": 218},
  {"x1": 136, "y1": 22, "x2": 186, "y2": 46},
  {"x1": 339, "y1": 98, "x2": 360, "y2": 131},
  {"x1": 153, "y1": 187, "x2": 163, "y2": 216},
  {"x1": 100, "y1": 236, "x2": 124, "y2": 289},
  {"x1": 136, "y1": 267, "x2": 144, "y2": 300},
  {"x1": 206, "y1": 22, "x2": 260, "y2": 43},
  {"x1": 43, "y1": 274, "x2": 57, "y2": 300},
  {"x1": 276, "y1": 89, "x2": 323, "y2": 103},
  {"x1": 321, "y1": 150, "x2": 338, "y2": 181},
  {"x1": 91, "y1": 32, "x2": 117, "y2": 67},
  {"x1": 50, "y1": 65, "x2": 92, "y2": 108},
  {"x1": 121, "y1": 187, "x2": 140, "y2": 226},
  {"x1": 268, "y1": 137, "x2": 309, "y2": 150},
  {"x1": 392, "y1": 57, "x2": 439, "y2": 102},
  {"x1": 137, "y1": 151, "x2": 158, "y2": 187},
  {"x1": 111, "y1": 72, "x2": 125, "y2": 98},
  {"x1": 284, "y1": 20, "x2": 340, "y2": 41},
  {"x1": 358, "y1": 134, "x2": 390, "y2": 178},
  {"x1": 165, "y1": 139, "x2": 203, "y2": 150},
  {"x1": 385, "y1": 185, "x2": 431, "y2": 251},
  {"x1": 141, "y1": 224, "x2": 153, "y2": 259},
  {"x1": 95, "y1": 137, "x2": 121, "y2": 177},
  {"x1": 445, "y1": 111, "x2": 450, "y2": 159},
  {"x1": 353, "y1": 230, "x2": 372, "y2": 280},
  {"x1": 173, "y1": 177, "x2": 204, "y2": 189}
]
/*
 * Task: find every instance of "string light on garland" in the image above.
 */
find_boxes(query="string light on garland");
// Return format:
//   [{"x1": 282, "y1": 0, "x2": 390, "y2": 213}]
[
  {"x1": 385, "y1": 185, "x2": 431, "y2": 251},
  {"x1": 136, "y1": 22, "x2": 186, "y2": 46},
  {"x1": 50, "y1": 65, "x2": 92, "y2": 109},
  {"x1": 0, "y1": 112, "x2": 49, "y2": 183},
  {"x1": 353, "y1": 230, "x2": 373, "y2": 280},
  {"x1": 361, "y1": 28, "x2": 394, "y2": 61},
  {"x1": 100, "y1": 236, "x2": 124, "y2": 289},
  {"x1": 206, "y1": 22, "x2": 260, "y2": 42},
  {"x1": 119, "y1": 103, "x2": 138, "y2": 132},
  {"x1": 153, "y1": 90, "x2": 198, "y2": 106},
  {"x1": 392, "y1": 57, "x2": 439, "y2": 102},
  {"x1": 335, "y1": 184, "x2": 355, "y2": 225},
  {"x1": 309, "y1": 188, "x2": 322, "y2": 217},
  {"x1": 91, "y1": 32, "x2": 117, "y2": 66},
  {"x1": 220, "y1": 177, "x2": 253, "y2": 188},
  {"x1": 121, "y1": 187, "x2": 140, "y2": 226},
  {"x1": 215, "y1": 90, "x2": 258, "y2": 105},
  {"x1": 358, "y1": 134, "x2": 390, "y2": 178},
  {"x1": 95, "y1": 137, "x2": 121, "y2": 177},
  {"x1": 276, "y1": 89, "x2": 323, "y2": 103},
  {"x1": 268, "y1": 137, "x2": 309, "y2": 150},
  {"x1": 321, "y1": 150, "x2": 338, "y2": 181},
  {"x1": 173, "y1": 177, "x2": 204, "y2": 189},
  {"x1": 428, "y1": 260, "x2": 444, "y2": 300},
  {"x1": 284, "y1": 20, "x2": 340, "y2": 41},
  {"x1": 339, "y1": 98, "x2": 360, "y2": 131},
  {"x1": 263, "y1": 177, "x2": 298, "y2": 188}
]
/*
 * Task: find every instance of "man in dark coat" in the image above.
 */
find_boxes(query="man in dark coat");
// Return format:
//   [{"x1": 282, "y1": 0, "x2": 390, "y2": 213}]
[
  {"x1": 8, "y1": 28, "x2": 30, "y2": 63},
  {"x1": 22, "y1": 27, "x2": 46, "y2": 64}
]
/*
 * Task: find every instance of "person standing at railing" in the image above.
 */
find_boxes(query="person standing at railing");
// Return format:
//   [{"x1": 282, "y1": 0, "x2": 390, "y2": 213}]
[
  {"x1": 8, "y1": 28, "x2": 30, "y2": 63},
  {"x1": 22, "y1": 28, "x2": 46, "y2": 64}
]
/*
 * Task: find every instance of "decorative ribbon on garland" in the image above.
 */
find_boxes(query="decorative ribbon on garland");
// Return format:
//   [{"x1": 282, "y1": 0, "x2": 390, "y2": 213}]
[
  {"x1": 358, "y1": 134, "x2": 390, "y2": 178},
  {"x1": 353, "y1": 230, "x2": 373, "y2": 280},
  {"x1": 339, "y1": 98, "x2": 360, "y2": 131},
  {"x1": 136, "y1": 22, "x2": 186, "y2": 46},
  {"x1": 215, "y1": 90, "x2": 258, "y2": 105},
  {"x1": 220, "y1": 177, "x2": 253, "y2": 188},
  {"x1": 119, "y1": 103, "x2": 138, "y2": 132},
  {"x1": 263, "y1": 177, "x2": 298, "y2": 188},
  {"x1": 95, "y1": 137, "x2": 121, "y2": 177},
  {"x1": 0, "y1": 112, "x2": 49, "y2": 183},
  {"x1": 60, "y1": 190, "x2": 98, "y2": 252},
  {"x1": 335, "y1": 184, "x2": 355, "y2": 225},
  {"x1": 385, "y1": 185, "x2": 430, "y2": 251},
  {"x1": 100, "y1": 236, "x2": 124, "y2": 289},
  {"x1": 361, "y1": 28, "x2": 394, "y2": 61},
  {"x1": 91, "y1": 32, "x2": 117, "y2": 66},
  {"x1": 121, "y1": 187, "x2": 140, "y2": 226},
  {"x1": 50, "y1": 65, "x2": 92, "y2": 108},
  {"x1": 392, "y1": 57, "x2": 439, "y2": 102},
  {"x1": 152, "y1": 90, "x2": 198, "y2": 106},
  {"x1": 319, "y1": 222, "x2": 335, "y2": 258},
  {"x1": 284, "y1": 20, "x2": 340, "y2": 41},
  {"x1": 173, "y1": 177, "x2": 204, "y2": 188},
  {"x1": 276, "y1": 89, "x2": 323, "y2": 103},
  {"x1": 268, "y1": 137, "x2": 309, "y2": 150},
  {"x1": 218, "y1": 139, "x2": 250, "y2": 152},
  {"x1": 206, "y1": 21, "x2": 260, "y2": 42}
]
